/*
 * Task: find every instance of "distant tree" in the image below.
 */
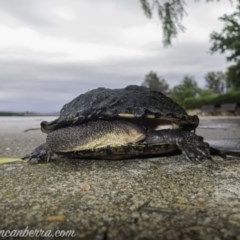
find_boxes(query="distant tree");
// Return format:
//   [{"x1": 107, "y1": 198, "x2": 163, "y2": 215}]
[
  {"x1": 204, "y1": 71, "x2": 225, "y2": 94},
  {"x1": 170, "y1": 75, "x2": 200, "y2": 105},
  {"x1": 140, "y1": 0, "x2": 227, "y2": 45},
  {"x1": 142, "y1": 71, "x2": 169, "y2": 94},
  {"x1": 210, "y1": 1, "x2": 240, "y2": 89},
  {"x1": 226, "y1": 61, "x2": 240, "y2": 89},
  {"x1": 198, "y1": 89, "x2": 216, "y2": 98}
]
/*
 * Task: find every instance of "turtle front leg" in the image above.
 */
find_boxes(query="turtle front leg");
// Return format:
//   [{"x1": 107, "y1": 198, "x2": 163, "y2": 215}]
[
  {"x1": 22, "y1": 143, "x2": 53, "y2": 164},
  {"x1": 145, "y1": 129, "x2": 211, "y2": 163}
]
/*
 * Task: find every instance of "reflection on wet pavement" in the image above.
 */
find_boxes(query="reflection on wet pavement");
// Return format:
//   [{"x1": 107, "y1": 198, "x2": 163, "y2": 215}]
[
  {"x1": 199, "y1": 118, "x2": 240, "y2": 129},
  {"x1": 198, "y1": 118, "x2": 240, "y2": 152}
]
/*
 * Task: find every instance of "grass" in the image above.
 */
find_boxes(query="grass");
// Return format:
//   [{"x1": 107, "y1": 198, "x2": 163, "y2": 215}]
[{"x1": 184, "y1": 90, "x2": 240, "y2": 109}]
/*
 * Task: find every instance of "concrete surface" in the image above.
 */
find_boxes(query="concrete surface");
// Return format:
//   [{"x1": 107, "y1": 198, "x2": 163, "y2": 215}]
[{"x1": 0, "y1": 117, "x2": 240, "y2": 240}]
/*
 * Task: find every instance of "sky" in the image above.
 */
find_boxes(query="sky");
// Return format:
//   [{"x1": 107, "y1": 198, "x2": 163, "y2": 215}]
[{"x1": 0, "y1": 0, "x2": 236, "y2": 113}]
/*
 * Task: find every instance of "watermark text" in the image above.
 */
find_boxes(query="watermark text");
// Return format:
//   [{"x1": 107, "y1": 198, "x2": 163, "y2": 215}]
[{"x1": 0, "y1": 226, "x2": 76, "y2": 238}]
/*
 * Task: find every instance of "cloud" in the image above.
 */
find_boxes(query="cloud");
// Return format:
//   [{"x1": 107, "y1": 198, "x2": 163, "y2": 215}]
[
  {"x1": 0, "y1": 41, "x2": 227, "y2": 113},
  {"x1": 0, "y1": 25, "x2": 147, "y2": 63},
  {"x1": 0, "y1": 0, "x2": 235, "y2": 112}
]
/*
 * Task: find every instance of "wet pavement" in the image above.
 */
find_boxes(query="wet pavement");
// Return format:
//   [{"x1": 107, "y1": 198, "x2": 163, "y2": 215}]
[
  {"x1": 197, "y1": 117, "x2": 240, "y2": 152},
  {"x1": 199, "y1": 117, "x2": 240, "y2": 129},
  {"x1": 0, "y1": 117, "x2": 240, "y2": 240}
]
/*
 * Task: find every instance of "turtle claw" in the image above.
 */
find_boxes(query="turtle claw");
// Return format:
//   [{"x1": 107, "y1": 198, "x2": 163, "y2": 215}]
[
  {"x1": 182, "y1": 143, "x2": 211, "y2": 163},
  {"x1": 177, "y1": 133, "x2": 211, "y2": 163},
  {"x1": 22, "y1": 143, "x2": 53, "y2": 163}
]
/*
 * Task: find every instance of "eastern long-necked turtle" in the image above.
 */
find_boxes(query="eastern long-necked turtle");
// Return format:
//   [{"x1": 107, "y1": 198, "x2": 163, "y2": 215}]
[{"x1": 23, "y1": 85, "x2": 220, "y2": 163}]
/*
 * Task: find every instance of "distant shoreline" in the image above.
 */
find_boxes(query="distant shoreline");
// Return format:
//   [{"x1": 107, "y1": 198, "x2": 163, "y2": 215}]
[{"x1": 0, "y1": 111, "x2": 59, "y2": 117}]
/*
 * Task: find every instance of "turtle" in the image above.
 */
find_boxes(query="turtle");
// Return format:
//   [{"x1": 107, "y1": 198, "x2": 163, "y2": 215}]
[{"x1": 23, "y1": 85, "x2": 214, "y2": 164}]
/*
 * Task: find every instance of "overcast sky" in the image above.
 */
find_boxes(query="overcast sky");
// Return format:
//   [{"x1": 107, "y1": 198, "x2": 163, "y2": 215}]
[{"x1": 0, "y1": 0, "x2": 236, "y2": 112}]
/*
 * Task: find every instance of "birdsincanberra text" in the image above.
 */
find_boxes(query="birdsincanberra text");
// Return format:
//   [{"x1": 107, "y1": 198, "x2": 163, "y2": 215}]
[{"x1": 0, "y1": 226, "x2": 76, "y2": 238}]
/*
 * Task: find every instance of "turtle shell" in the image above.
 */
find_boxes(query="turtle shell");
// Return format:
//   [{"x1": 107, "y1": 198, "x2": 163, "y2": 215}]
[{"x1": 41, "y1": 85, "x2": 199, "y2": 132}]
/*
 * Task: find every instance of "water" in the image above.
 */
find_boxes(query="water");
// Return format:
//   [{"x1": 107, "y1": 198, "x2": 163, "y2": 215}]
[{"x1": 0, "y1": 116, "x2": 55, "y2": 132}]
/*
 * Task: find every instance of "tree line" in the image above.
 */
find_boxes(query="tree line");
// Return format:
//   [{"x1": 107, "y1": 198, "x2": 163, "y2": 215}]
[
  {"x1": 140, "y1": 0, "x2": 240, "y2": 107},
  {"x1": 142, "y1": 71, "x2": 227, "y2": 106},
  {"x1": 140, "y1": 0, "x2": 240, "y2": 93}
]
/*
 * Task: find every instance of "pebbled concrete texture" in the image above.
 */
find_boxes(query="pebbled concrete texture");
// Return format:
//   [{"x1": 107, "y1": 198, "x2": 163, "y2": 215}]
[{"x1": 0, "y1": 117, "x2": 240, "y2": 240}]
